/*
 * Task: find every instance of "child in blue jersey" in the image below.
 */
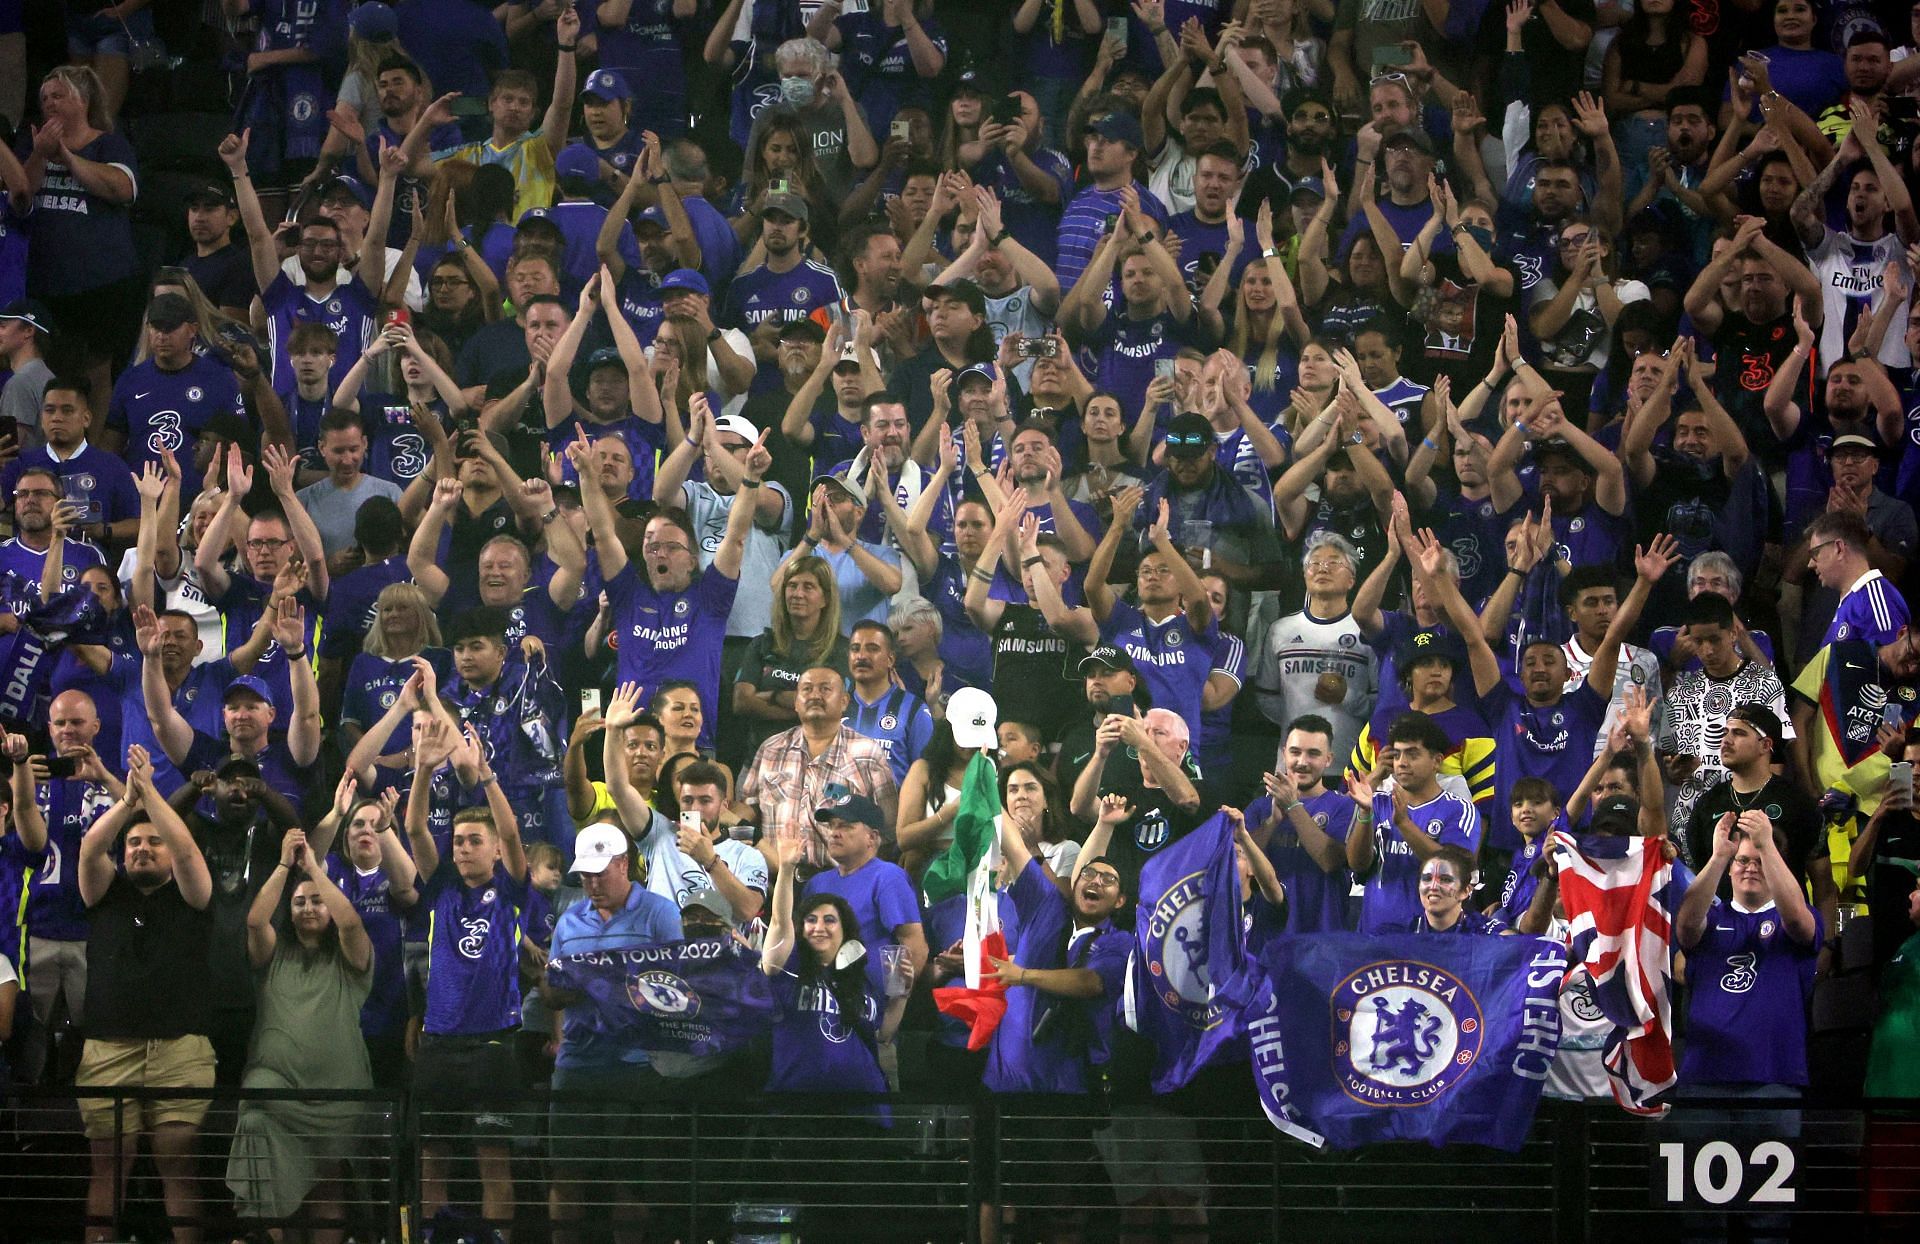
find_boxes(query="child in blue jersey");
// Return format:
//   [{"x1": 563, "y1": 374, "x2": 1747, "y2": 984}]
[
  {"x1": 1676, "y1": 808, "x2": 1822, "y2": 1090},
  {"x1": 1247, "y1": 715, "x2": 1357, "y2": 934},
  {"x1": 401, "y1": 714, "x2": 530, "y2": 1243},
  {"x1": 1493, "y1": 778, "x2": 1562, "y2": 929},
  {"x1": 1346, "y1": 711, "x2": 1483, "y2": 934}
]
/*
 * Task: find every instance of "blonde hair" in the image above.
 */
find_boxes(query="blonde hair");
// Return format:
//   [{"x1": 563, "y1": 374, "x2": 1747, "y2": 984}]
[
  {"x1": 363, "y1": 582, "x2": 444, "y2": 658},
  {"x1": 43, "y1": 65, "x2": 112, "y2": 133},
  {"x1": 772, "y1": 555, "x2": 841, "y2": 664}
]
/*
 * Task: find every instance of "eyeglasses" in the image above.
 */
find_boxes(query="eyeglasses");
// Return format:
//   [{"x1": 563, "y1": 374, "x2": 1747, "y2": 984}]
[
  {"x1": 1557, "y1": 233, "x2": 1593, "y2": 248},
  {"x1": 245, "y1": 537, "x2": 292, "y2": 551},
  {"x1": 1806, "y1": 539, "x2": 1837, "y2": 559},
  {"x1": 14, "y1": 487, "x2": 59, "y2": 500},
  {"x1": 298, "y1": 239, "x2": 342, "y2": 251},
  {"x1": 642, "y1": 541, "x2": 690, "y2": 555},
  {"x1": 429, "y1": 276, "x2": 471, "y2": 289}
]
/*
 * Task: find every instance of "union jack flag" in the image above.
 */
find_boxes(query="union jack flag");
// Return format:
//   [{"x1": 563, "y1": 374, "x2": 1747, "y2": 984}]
[{"x1": 1547, "y1": 830, "x2": 1679, "y2": 1116}]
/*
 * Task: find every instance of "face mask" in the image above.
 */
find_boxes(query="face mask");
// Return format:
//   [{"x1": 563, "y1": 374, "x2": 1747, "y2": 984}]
[
  {"x1": 1463, "y1": 224, "x2": 1494, "y2": 250},
  {"x1": 779, "y1": 75, "x2": 816, "y2": 107}
]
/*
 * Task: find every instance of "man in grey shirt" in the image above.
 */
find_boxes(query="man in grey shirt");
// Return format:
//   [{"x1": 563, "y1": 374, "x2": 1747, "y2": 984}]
[
  {"x1": 744, "y1": 37, "x2": 878, "y2": 204},
  {"x1": 0, "y1": 299, "x2": 55, "y2": 452},
  {"x1": 296, "y1": 408, "x2": 403, "y2": 567}
]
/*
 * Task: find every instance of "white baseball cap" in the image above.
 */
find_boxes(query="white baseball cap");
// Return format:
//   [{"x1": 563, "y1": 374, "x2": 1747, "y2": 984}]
[
  {"x1": 710, "y1": 413, "x2": 760, "y2": 444},
  {"x1": 948, "y1": 686, "x2": 998, "y2": 749},
  {"x1": 570, "y1": 825, "x2": 630, "y2": 877}
]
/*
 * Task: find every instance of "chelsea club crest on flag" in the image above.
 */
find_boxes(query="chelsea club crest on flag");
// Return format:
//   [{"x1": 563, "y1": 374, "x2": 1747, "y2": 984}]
[
  {"x1": 1124, "y1": 812, "x2": 1262, "y2": 1093},
  {"x1": 1250, "y1": 934, "x2": 1567, "y2": 1151}
]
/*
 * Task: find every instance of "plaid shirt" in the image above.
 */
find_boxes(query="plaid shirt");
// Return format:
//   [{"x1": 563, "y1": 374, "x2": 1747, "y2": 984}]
[{"x1": 740, "y1": 724, "x2": 899, "y2": 868}]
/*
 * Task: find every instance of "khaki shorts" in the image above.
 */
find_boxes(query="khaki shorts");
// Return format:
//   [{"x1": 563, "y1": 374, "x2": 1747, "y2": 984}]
[{"x1": 77, "y1": 1036, "x2": 216, "y2": 1140}]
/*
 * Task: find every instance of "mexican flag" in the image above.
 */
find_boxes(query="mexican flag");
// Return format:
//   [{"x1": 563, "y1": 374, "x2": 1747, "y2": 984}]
[{"x1": 926, "y1": 750, "x2": 1007, "y2": 1050}]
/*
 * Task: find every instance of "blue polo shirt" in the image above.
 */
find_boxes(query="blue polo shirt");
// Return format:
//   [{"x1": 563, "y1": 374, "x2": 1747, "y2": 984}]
[{"x1": 549, "y1": 882, "x2": 684, "y2": 1070}]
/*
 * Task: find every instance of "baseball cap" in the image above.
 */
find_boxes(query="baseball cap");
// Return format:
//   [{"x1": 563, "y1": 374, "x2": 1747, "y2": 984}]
[
  {"x1": 215, "y1": 755, "x2": 264, "y2": 779},
  {"x1": 183, "y1": 177, "x2": 237, "y2": 208},
  {"x1": 1587, "y1": 794, "x2": 1640, "y2": 837},
  {"x1": 0, "y1": 298, "x2": 55, "y2": 336},
  {"x1": 321, "y1": 174, "x2": 373, "y2": 209},
  {"x1": 1089, "y1": 111, "x2": 1146, "y2": 149},
  {"x1": 1396, "y1": 628, "x2": 1465, "y2": 673},
  {"x1": 711, "y1": 413, "x2": 761, "y2": 445},
  {"x1": 1381, "y1": 126, "x2": 1436, "y2": 155},
  {"x1": 586, "y1": 346, "x2": 625, "y2": 373},
  {"x1": 658, "y1": 268, "x2": 710, "y2": 297},
  {"x1": 570, "y1": 824, "x2": 631, "y2": 877},
  {"x1": 223, "y1": 675, "x2": 275, "y2": 704},
  {"x1": 1830, "y1": 433, "x2": 1882, "y2": 457},
  {"x1": 832, "y1": 342, "x2": 877, "y2": 372},
  {"x1": 146, "y1": 293, "x2": 196, "y2": 331},
  {"x1": 814, "y1": 791, "x2": 888, "y2": 833},
  {"x1": 761, "y1": 190, "x2": 810, "y2": 222},
  {"x1": 1728, "y1": 702, "x2": 1786, "y2": 750},
  {"x1": 1163, "y1": 411, "x2": 1214, "y2": 459},
  {"x1": 682, "y1": 886, "x2": 734, "y2": 922},
  {"x1": 581, "y1": 68, "x2": 632, "y2": 102},
  {"x1": 634, "y1": 206, "x2": 669, "y2": 231},
  {"x1": 925, "y1": 279, "x2": 987, "y2": 316},
  {"x1": 348, "y1": 2, "x2": 399, "y2": 40},
  {"x1": 1281, "y1": 84, "x2": 1334, "y2": 118},
  {"x1": 947, "y1": 686, "x2": 998, "y2": 749},
  {"x1": 555, "y1": 145, "x2": 603, "y2": 184},
  {"x1": 810, "y1": 470, "x2": 868, "y2": 508},
  {"x1": 1288, "y1": 176, "x2": 1327, "y2": 202},
  {"x1": 1078, "y1": 645, "x2": 1138, "y2": 676},
  {"x1": 1531, "y1": 436, "x2": 1595, "y2": 474},
  {"x1": 956, "y1": 362, "x2": 996, "y2": 388}
]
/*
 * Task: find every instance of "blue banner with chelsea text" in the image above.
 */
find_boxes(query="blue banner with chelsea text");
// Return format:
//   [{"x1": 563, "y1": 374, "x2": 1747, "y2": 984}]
[
  {"x1": 1248, "y1": 934, "x2": 1566, "y2": 1151},
  {"x1": 544, "y1": 939, "x2": 780, "y2": 1056}
]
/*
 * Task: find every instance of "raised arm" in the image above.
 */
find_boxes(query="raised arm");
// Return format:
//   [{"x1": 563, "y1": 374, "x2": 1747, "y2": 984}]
[{"x1": 541, "y1": 8, "x2": 582, "y2": 158}]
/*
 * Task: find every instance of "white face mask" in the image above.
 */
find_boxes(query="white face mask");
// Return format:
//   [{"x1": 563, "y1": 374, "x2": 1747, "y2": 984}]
[{"x1": 779, "y1": 75, "x2": 817, "y2": 107}]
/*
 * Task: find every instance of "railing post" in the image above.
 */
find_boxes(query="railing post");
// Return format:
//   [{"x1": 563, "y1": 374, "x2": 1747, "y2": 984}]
[
  {"x1": 688, "y1": 1098, "x2": 701, "y2": 1244},
  {"x1": 967, "y1": 1094, "x2": 994, "y2": 1244},
  {"x1": 1553, "y1": 1101, "x2": 1592, "y2": 1244}
]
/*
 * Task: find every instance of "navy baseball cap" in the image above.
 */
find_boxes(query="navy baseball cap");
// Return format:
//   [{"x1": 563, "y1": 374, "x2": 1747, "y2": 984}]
[
  {"x1": 1089, "y1": 111, "x2": 1145, "y2": 149},
  {"x1": 555, "y1": 145, "x2": 603, "y2": 184},
  {"x1": 586, "y1": 347, "x2": 625, "y2": 373},
  {"x1": 814, "y1": 791, "x2": 887, "y2": 833},
  {"x1": 348, "y1": 2, "x2": 399, "y2": 40},
  {"x1": 0, "y1": 298, "x2": 55, "y2": 335},
  {"x1": 1163, "y1": 411, "x2": 1213, "y2": 459},
  {"x1": 321, "y1": 174, "x2": 373, "y2": 209}
]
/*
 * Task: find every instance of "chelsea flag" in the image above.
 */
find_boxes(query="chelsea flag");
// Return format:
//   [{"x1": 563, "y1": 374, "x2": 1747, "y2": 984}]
[{"x1": 1249, "y1": 934, "x2": 1566, "y2": 1151}]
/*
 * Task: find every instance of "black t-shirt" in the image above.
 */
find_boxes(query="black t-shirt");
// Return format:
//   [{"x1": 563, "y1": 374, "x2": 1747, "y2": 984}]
[
  {"x1": 1637, "y1": 446, "x2": 1734, "y2": 559},
  {"x1": 1098, "y1": 761, "x2": 1211, "y2": 904},
  {"x1": 1710, "y1": 310, "x2": 1799, "y2": 467},
  {"x1": 1684, "y1": 774, "x2": 1826, "y2": 900},
  {"x1": 190, "y1": 811, "x2": 284, "y2": 1017},
  {"x1": 180, "y1": 243, "x2": 256, "y2": 314},
  {"x1": 990, "y1": 603, "x2": 1087, "y2": 743},
  {"x1": 86, "y1": 874, "x2": 213, "y2": 1039},
  {"x1": 1864, "y1": 808, "x2": 1920, "y2": 970}
]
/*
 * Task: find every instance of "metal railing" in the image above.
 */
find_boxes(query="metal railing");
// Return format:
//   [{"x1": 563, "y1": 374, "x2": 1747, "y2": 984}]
[{"x1": 3, "y1": 1087, "x2": 1919, "y2": 1243}]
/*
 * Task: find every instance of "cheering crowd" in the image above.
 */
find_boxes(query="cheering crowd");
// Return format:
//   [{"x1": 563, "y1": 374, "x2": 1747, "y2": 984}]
[{"x1": 3, "y1": 0, "x2": 1920, "y2": 1236}]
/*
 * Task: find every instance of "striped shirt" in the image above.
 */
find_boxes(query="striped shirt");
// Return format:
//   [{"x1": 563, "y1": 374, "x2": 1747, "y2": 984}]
[{"x1": 1825, "y1": 568, "x2": 1909, "y2": 647}]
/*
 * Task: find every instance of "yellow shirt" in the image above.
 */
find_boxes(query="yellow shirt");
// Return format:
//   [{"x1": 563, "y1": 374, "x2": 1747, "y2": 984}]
[{"x1": 434, "y1": 131, "x2": 556, "y2": 223}]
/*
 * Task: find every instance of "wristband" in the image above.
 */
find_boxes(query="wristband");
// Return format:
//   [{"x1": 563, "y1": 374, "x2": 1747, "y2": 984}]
[
  {"x1": 740, "y1": 477, "x2": 763, "y2": 488},
  {"x1": 649, "y1": 175, "x2": 668, "y2": 186},
  {"x1": 557, "y1": 42, "x2": 577, "y2": 51},
  {"x1": 971, "y1": 565, "x2": 996, "y2": 583},
  {"x1": 707, "y1": 328, "x2": 722, "y2": 343},
  {"x1": 989, "y1": 228, "x2": 1011, "y2": 247},
  {"x1": 1021, "y1": 555, "x2": 1044, "y2": 568},
  {"x1": 540, "y1": 507, "x2": 560, "y2": 524},
  {"x1": 1280, "y1": 799, "x2": 1302, "y2": 814},
  {"x1": 1421, "y1": 436, "x2": 1438, "y2": 451},
  {"x1": 477, "y1": 772, "x2": 498, "y2": 787}
]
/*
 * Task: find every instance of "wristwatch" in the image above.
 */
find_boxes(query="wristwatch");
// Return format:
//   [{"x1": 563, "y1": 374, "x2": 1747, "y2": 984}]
[{"x1": 1261, "y1": 246, "x2": 1280, "y2": 259}]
